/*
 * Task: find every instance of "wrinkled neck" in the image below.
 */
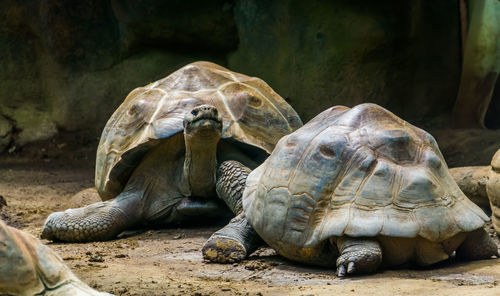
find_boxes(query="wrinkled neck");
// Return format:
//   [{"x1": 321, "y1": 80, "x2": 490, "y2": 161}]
[{"x1": 183, "y1": 132, "x2": 220, "y2": 198}]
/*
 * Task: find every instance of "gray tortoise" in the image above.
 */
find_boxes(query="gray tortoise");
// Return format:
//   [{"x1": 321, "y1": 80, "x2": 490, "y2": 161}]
[
  {"x1": 42, "y1": 61, "x2": 302, "y2": 242},
  {"x1": 203, "y1": 103, "x2": 498, "y2": 276},
  {"x1": 0, "y1": 219, "x2": 110, "y2": 296}
]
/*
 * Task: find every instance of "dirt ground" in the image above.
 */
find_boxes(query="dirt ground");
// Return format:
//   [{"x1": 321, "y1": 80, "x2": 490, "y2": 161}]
[{"x1": 0, "y1": 133, "x2": 499, "y2": 296}]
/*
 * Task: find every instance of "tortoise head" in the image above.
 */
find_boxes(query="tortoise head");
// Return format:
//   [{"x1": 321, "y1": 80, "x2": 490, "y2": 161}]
[{"x1": 183, "y1": 104, "x2": 223, "y2": 139}]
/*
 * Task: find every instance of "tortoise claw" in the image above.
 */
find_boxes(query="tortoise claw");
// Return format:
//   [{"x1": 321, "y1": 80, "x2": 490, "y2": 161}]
[
  {"x1": 335, "y1": 238, "x2": 382, "y2": 277},
  {"x1": 337, "y1": 264, "x2": 347, "y2": 277},
  {"x1": 347, "y1": 261, "x2": 356, "y2": 274}
]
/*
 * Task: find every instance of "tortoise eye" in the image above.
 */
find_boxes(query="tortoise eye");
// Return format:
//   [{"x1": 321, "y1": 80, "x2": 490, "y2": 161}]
[{"x1": 191, "y1": 110, "x2": 198, "y2": 116}]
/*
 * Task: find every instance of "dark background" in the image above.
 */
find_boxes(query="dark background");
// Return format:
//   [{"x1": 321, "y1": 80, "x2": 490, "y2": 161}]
[{"x1": 0, "y1": 0, "x2": 498, "y2": 163}]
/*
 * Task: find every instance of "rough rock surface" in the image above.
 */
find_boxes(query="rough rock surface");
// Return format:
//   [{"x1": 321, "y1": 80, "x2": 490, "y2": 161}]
[
  {"x1": 228, "y1": 0, "x2": 461, "y2": 123},
  {"x1": 0, "y1": 0, "x2": 465, "y2": 150}
]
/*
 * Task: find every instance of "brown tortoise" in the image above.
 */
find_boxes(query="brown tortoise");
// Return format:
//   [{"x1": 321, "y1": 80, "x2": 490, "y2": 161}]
[
  {"x1": 450, "y1": 149, "x2": 500, "y2": 235},
  {"x1": 41, "y1": 61, "x2": 302, "y2": 242},
  {"x1": 203, "y1": 103, "x2": 498, "y2": 276},
  {"x1": 0, "y1": 219, "x2": 110, "y2": 295}
]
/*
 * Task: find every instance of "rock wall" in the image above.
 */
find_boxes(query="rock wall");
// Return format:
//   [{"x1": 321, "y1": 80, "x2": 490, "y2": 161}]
[
  {"x1": 0, "y1": 0, "x2": 463, "y2": 152},
  {"x1": 228, "y1": 0, "x2": 461, "y2": 125}
]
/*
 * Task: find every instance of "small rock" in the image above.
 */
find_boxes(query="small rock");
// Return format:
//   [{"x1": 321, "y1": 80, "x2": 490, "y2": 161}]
[
  {"x1": 89, "y1": 281, "x2": 102, "y2": 289},
  {"x1": 244, "y1": 260, "x2": 271, "y2": 271},
  {"x1": 117, "y1": 287, "x2": 128, "y2": 294},
  {"x1": 89, "y1": 255, "x2": 104, "y2": 262},
  {"x1": 0, "y1": 195, "x2": 7, "y2": 209}
]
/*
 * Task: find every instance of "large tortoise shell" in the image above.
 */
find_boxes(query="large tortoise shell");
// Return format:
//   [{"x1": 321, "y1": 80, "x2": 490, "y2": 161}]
[
  {"x1": 96, "y1": 61, "x2": 302, "y2": 200},
  {"x1": 243, "y1": 103, "x2": 488, "y2": 251}
]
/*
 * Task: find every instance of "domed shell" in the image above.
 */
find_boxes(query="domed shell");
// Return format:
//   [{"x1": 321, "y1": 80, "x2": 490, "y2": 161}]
[
  {"x1": 96, "y1": 61, "x2": 302, "y2": 200},
  {"x1": 243, "y1": 103, "x2": 488, "y2": 251}
]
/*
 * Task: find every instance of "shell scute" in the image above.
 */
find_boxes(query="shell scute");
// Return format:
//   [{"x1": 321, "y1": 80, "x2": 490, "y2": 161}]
[
  {"x1": 421, "y1": 149, "x2": 443, "y2": 171},
  {"x1": 344, "y1": 206, "x2": 384, "y2": 237},
  {"x1": 282, "y1": 195, "x2": 316, "y2": 243},
  {"x1": 380, "y1": 207, "x2": 419, "y2": 237},
  {"x1": 414, "y1": 206, "x2": 459, "y2": 241},
  {"x1": 394, "y1": 168, "x2": 443, "y2": 209},
  {"x1": 259, "y1": 187, "x2": 289, "y2": 241},
  {"x1": 450, "y1": 200, "x2": 488, "y2": 232},
  {"x1": 355, "y1": 159, "x2": 395, "y2": 207},
  {"x1": 367, "y1": 128, "x2": 418, "y2": 163},
  {"x1": 331, "y1": 147, "x2": 375, "y2": 205},
  {"x1": 288, "y1": 133, "x2": 348, "y2": 200}
]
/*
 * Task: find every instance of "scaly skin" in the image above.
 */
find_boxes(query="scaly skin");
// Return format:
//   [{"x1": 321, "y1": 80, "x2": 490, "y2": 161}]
[
  {"x1": 42, "y1": 105, "x2": 223, "y2": 242},
  {"x1": 42, "y1": 193, "x2": 139, "y2": 242},
  {"x1": 456, "y1": 228, "x2": 499, "y2": 260},
  {"x1": 215, "y1": 160, "x2": 251, "y2": 214},
  {"x1": 203, "y1": 160, "x2": 264, "y2": 263},
  {"x1": 332, "y1": 236, "x2": 382, "y2": 277}
]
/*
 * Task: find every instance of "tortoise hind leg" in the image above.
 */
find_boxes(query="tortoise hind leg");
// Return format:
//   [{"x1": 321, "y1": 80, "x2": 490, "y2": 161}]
[
  {"x1": 41, "y1": 190, "x2": 143, "y2": 242},
  {"x1": 456, "y1": 228, "x2": 499, "y2": 260},
  {"x1": 332, "y1": 236, "x2": 382, "y2": 277}
]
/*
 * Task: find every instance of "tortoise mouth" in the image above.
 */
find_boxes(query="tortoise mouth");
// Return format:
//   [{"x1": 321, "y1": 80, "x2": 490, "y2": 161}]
[
  {"x1": 185, "y1": 116, "x2": 223, "y2": 136},
  {"x1": 190, "y1": 114, "x2": 222, "y2": 125}
]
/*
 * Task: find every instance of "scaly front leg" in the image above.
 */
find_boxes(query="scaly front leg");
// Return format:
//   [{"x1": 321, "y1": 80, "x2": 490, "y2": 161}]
[
  {"x1": 202, "y1": 160, "x2": 264, "y2": 263},
  {"x1": 42, "y1": 190, "x2": 142, "y2": 242}
]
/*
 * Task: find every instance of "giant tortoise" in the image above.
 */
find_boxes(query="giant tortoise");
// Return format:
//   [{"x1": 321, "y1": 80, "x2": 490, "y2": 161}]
[
  {"x1": 0, "y1": 219, "x2": 110, "y2": 295},
  {"x1": 450, "y1": 149, "x2": 500, "y2": 235},
  {"x1": 203, "y1": 103, "x2": 498, "y2": 276},
  {"x1": 41, "y1": 61, "x2": 302, "y2": 242}
]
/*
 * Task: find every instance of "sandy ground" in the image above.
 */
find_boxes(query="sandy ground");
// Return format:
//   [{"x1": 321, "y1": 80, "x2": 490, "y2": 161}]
[{"x1": 0, "y1": 134, "x2": 500, "y2": 296}]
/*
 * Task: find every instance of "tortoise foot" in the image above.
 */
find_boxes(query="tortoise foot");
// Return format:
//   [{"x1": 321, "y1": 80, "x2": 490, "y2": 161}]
[
  {"x1": 202, "y1": 235, "x2": 247, "y2": 263},
  {"x1": 334, "y1": 237, "x2": 382, "y2": 277},
  {"x1": 202, "y1": 212, "x2": 263, "y2": 263},
  {"x1": 42, "y1": 201, "x2": 131, "y2": 242}
]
